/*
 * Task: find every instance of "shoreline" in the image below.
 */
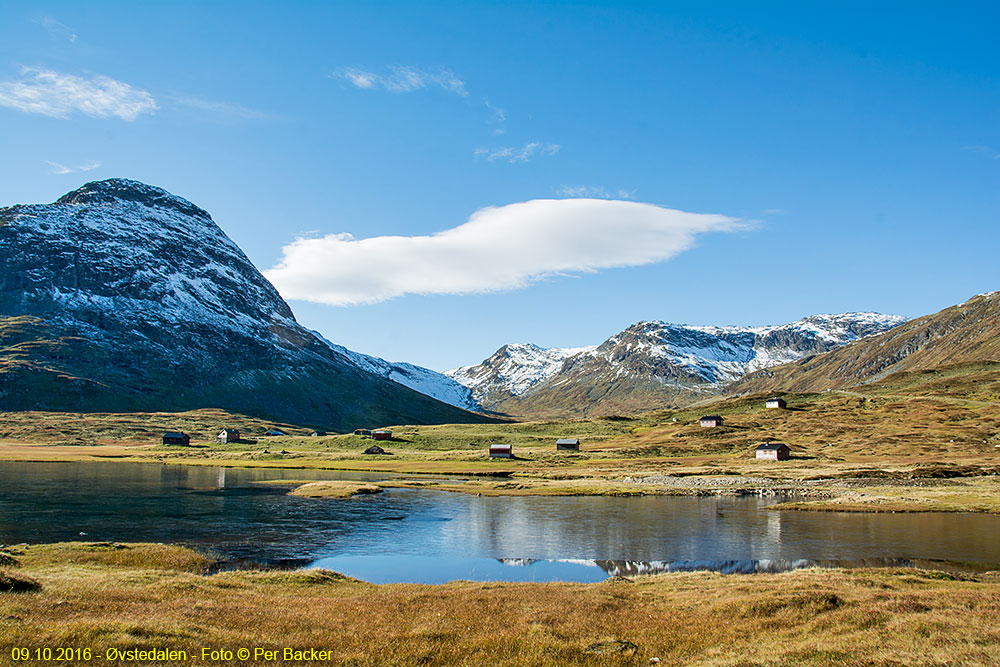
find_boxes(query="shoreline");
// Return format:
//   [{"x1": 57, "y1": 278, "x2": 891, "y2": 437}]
[{"x1": 2, "y1": 443, "x2": 999, "y2": 513}]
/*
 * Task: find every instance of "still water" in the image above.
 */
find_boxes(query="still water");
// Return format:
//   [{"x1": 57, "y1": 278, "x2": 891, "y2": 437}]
[{"x1": 2, "y1": 461, "x2": 999, "y2": 583}]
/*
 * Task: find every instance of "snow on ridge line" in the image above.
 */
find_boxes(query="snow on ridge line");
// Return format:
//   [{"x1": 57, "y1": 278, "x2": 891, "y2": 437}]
[
  {"x1": 447, "y1": 311, "x2": 906, "y2": 403},
  {"x1": 303, "y1": 328, "x2": 479, "y2": 412}
]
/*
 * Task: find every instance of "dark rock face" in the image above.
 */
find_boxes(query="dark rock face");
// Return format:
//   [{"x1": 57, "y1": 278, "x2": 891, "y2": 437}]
[{"x1": 0, "y1": 179, "x2": 490, "y2": 430}]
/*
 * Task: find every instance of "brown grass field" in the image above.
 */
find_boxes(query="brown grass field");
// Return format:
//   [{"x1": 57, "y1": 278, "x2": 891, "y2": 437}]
[{"x1": 0, "y1": 543, "x2": 998, "y2": 666}]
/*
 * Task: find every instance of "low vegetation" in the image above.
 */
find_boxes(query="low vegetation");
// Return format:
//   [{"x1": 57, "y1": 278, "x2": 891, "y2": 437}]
[
  {"x1": 1, "y1": 542, "x2": 998, "y2": 666},
  {"x1": 1, "y1": 362, "x2": 998, "y2": 510}
]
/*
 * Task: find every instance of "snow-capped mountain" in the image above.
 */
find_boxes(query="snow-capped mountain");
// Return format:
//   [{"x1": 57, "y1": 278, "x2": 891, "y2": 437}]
[
  {"x1": 0, "y1": 179, "x2": 490, "y2": 429},
  {"x1": 446, "y1": 343, "x2": 596, "y2": 409},
  {"x1": 446, "y1": 313, "x2": 905, "y2": 417}
]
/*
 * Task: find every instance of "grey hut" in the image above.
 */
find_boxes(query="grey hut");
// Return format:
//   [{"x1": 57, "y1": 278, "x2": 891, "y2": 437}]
[
  {"x1": 699, "y1": 415, "x2": 724, "y2": 428},
  {"x1": 556, "y1": 438, "x2": 580, "y2": 451},
  {"x1": 217, "y1": 428, "x2": 240, "y2": 444},
  {"x1": 755, "y1": 442, "x2": 791, "y2": 461}
]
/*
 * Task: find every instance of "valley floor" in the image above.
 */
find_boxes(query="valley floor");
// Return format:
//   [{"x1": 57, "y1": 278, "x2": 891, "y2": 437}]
[
  {"x1": 1, "y1": 364, "x2": 1000, "y2": 513},
  {"x1": 1, "y1": 542, "x2": 999, "y2": 666}
]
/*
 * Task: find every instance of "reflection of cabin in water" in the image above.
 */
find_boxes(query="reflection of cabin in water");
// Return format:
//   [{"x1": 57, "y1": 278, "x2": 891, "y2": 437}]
[
  {"x1": 556, "y1": 438, "x2": 580, "y2": 451},
  {"x1": 217, "y1": 428, "x2": 240, "y2": 444},
  {"x1": 489, "y1": 444, "x2": 513, "y2": 459},
  {"x1": 755, "y1": 442, "x2": 790, "y2": 460},
  {"x1": 699, "y1": 415, "x2": 724, "y2": 428},
  {"x1": 372, "y1": 430, "x2": 392, "y2": 441},
  {"x1": 162, "y1": 432, "x2": 190, "y2": 446},
  {"x1": 765, "y1": 398, "x2": 787, "y2": 409}
]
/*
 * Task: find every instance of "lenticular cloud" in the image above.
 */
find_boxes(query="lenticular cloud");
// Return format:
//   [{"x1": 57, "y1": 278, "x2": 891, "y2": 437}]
[{"x1": 265, "y1": 198, "x2": 741, "y2": 306}]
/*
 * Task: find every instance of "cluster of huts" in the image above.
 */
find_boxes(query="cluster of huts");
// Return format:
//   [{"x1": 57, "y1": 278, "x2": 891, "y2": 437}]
[
  {"x1": 486, "y1": 438, "x2": 581, "y2": 459},
  {"x1": 161, "y1": 427, "x2": 288, "y2": 446},
  {"x1": 354, "y1": 428, "x2": 393, "y2": 441},
  {"x1": 160, "y1": 395, "x2": 794, "y2": 462},
  {"x1": 696, "y1": 397, "x2": 792, "y2": 461}
]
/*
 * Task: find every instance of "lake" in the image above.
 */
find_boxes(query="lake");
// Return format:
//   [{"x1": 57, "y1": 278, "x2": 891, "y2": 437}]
[{"x1": 2, "y1": 461, "x2": 999, "y2": 583}]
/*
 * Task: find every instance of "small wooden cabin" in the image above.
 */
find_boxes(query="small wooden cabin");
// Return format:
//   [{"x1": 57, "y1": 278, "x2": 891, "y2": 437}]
[
  {"x1": 489, "y1": 444, "x2": 513, "y2": 459},
  {"x1": 556, "y1": 438, "x2": 580, "y2": 451},
  {"x1": 372, "y1": 430, "x2": 392, "y2": 441},
  {"x1": 162, "y1": 432, "x2": 190, "y2": 446},
  {"x1": 354, "y1": 429, "x2": 372, "y2": 437},
  {"x1": 755, "y1": 442, "x2": 791, "y2": 460},
  {"x1": 699, "y1": 415, "x2": 724, "y2": 428},
  {"x1": 217, "y1": 428, "x2": 240, "y2": 444},
  {"x1": 765, "y1": 398, "x2": 787, "y2": 409}
]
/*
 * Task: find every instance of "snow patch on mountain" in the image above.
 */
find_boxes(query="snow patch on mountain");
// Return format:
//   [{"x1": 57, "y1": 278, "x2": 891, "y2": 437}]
[
  {"x1": 447, "y1": 312, "x2": 906, "y2": 409},
  {"x1": 316, "y1": 334, "x2": 480, "y2": 411},
  {"x1": 446, "y1": 343, "x2": 596, "y2": 399}
]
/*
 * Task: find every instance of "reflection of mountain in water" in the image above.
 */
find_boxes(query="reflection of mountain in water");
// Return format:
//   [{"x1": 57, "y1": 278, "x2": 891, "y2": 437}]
[{"x1": 498, "y1": 557, "x2": 922, "y2": 576}]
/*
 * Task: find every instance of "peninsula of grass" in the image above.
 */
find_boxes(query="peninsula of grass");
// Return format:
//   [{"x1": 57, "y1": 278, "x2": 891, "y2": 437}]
[
  {"x1": 286, "y1": 480, "x2": 384, "y2": 498},
  {"x1": 1, "y1": 542, "x2": 999, "y2": 666}
]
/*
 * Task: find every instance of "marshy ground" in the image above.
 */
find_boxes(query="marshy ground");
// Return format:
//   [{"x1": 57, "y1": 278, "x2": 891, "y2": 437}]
[{"x1": 1, "y1": 542, "x2": 999, "y2": 666}]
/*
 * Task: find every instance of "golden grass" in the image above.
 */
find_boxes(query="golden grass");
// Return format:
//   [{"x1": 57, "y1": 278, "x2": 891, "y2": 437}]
[
  {"x1": 286, "y1": 481, "x2": 384, "y2": 498},
  {"x1": 1, "y1": 543, "x2": 999, "y2": 665}
]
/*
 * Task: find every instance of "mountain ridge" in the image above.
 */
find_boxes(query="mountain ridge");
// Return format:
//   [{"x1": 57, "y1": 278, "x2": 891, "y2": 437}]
[
  {"x1": 728, "y1": 291, "x2": 1000, "y2": 395},
  {"x1": 0, "y1": 179, "x2": 492, "y2": 429},
  {"x1": 446, "y1": 312, "x2": 905, "y2": 417}
]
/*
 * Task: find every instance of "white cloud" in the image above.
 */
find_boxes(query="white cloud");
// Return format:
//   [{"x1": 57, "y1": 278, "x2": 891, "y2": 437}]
[
  {"x1": 0, "y1": 67, "x2": 156, "y2": 120},
  {"x1": 335, "y1": 66, "x2": 467, "y2": 96},
  {"x1": 39, "y1": 16, "x2": 77, "y2": 42},
  {"x1": 265, "y1": 198, "x2": 742, "y2": 306},
  {"x1": 45, "y1": 159, "x2": 101, "y2": 175},
  {"x1": 763, "y1": 208, "x2": 787, "y2": 215},
  {"x1": 168, "y1": 95, "x2": 274, "y2": 120},
  {"x1": 44, "y1": 160, "x2": 72, "y2": 175},
  {"x1": 558, "y1": 185, "x2": 633, "y2": 199},
  {"x1": 475, "y1": 142, "x2": 560, "y2": 163}
]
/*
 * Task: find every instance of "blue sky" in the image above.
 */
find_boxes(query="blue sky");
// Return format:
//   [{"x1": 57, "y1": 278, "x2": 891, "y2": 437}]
[{"x1": 1, "y1": 2, "x2": 997, "y2": 371}]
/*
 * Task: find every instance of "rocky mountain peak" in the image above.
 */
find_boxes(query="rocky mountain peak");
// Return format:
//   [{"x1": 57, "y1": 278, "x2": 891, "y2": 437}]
[
  {"x1": 0, "y1": 180, "x2": 489, "y2": 428},
  {"x1": 54, "y1": 178, "x2": 212, "y2": 221}
]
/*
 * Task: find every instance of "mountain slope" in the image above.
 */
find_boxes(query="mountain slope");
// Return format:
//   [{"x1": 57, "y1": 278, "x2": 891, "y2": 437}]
[
  {"x1": 0, "y1": 179, "x2": 492, "y2": 429},
  {"x1": 447, "y1": 313, "x2": 904, "y2": 417},
  {"x1": 729, "y1": 291, "x2": 1000, "y2": 395}
]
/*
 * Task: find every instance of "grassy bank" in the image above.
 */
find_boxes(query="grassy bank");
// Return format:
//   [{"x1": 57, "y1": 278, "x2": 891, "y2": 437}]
[{"x1": 1, "y1": 543, "x2": 999, "y2": 666}]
